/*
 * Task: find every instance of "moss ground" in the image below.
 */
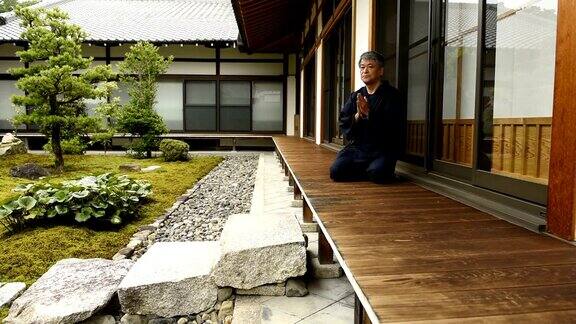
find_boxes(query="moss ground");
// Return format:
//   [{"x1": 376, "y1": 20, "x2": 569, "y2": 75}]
[{"x1": 0, "y1": 154, "x2": 222, "y2": 287}]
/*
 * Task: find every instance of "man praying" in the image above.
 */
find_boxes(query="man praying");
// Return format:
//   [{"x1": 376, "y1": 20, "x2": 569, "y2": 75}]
[{"x1": 329, "y1": 51, "x2": 406, "y2": 184}]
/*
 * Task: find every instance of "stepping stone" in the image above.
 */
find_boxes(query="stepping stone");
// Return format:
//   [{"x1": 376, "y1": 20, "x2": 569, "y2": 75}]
[
  {"x1": 231, "y1": 296, "x2": 265, "y2": 324},
  {"x1": 141, "y1": 165, "x2": 161, "y2": 172},
  {"x1": 118, "y1": 241, "x2": 220, "y2": 318},
  {"x1": 0, "y1": 282, "x2": 26, "y2": 307},
  {"x1": 211, "y1": 213, "x2": 306, "y2": 290},
  {"x1": 5, "y1": 258, "x2": 133, "y2": 324}
]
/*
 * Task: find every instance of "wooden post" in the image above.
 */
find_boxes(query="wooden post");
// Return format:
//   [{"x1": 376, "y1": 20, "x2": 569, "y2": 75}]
[
  {"x1": 548, "y1": 0, "x2": 576, "y2": 241},
  {"x1": 294, "y1": 185, "x2": 302, "y2": 200},
  {"x1": 289, "y1": 174, "x2": 295, "y2": 187},
  {"x1": 354, "y1": 295, "x2": 372, "y2": 324},
  {"x1": 303, "y1": 199, "x2": 314, "y2": 223},
  {"x1": 318, "y1": 230, "x2": 334, "y2": 265}
]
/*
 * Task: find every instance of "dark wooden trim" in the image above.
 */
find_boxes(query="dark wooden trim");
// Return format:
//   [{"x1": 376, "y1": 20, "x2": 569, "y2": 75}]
[
  {"x1": 105, "y1": 44, "x2": 111, "y2": 65},
  {"x1": 548, "y1": 0, "x2": 576, "y2": 241}
]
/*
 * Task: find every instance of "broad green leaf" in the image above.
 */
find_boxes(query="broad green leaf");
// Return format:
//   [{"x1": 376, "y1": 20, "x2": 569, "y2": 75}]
[
  {"x1": 17, "y1": 196, "x2": 37, "y2": 211},
  {"x1": 55, "y1": 205, "x2": 68, "y2": 215},
  {"x1": 47, "y1": 209, "x2": 58, "y2": 218},
  {"x1": 54, "y1": 190, "x2": 69, "y2": 202},
  {"x1": 94, "y1": 210, "x2": 106, "y2": 218},
  {"x1": 110, "y1": 214, "x2": 122, "y2": 225},
  {"x1": 75, "y1": 211, "x2": 91, "y2": 222}
]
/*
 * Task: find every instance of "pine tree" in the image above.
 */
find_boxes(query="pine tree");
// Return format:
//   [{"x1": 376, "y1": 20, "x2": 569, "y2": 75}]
[
  {"x1": 114, "y1": 42, "x2": 171, "y2": 158},
  {"x1": 10, "y1": 6, "x2": 116, "y2": 171}
]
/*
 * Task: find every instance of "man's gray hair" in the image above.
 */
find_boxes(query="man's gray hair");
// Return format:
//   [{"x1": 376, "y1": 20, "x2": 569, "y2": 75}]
[{"x1": 358, "y1": 51, "x2": 385, "y2": 68}]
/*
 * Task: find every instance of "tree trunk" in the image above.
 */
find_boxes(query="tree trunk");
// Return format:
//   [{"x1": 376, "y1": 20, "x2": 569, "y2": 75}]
[
  {"x1": 146, "y1": 149, "x2": 152, "y2": 158},
  {"x1": 52, "y1": 125, "x2": 64, "y2": 172}
]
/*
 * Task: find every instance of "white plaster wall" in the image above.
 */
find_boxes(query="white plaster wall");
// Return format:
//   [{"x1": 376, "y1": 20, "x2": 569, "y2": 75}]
[
  {"x1": 220, "y1": 48, "x2": 282, "y2": 60},
  {"x1": 286, "y1": 76, "x2": 296, "y2": 136},
  {"x1": 315, "y1": 43, "x2": 323, "y2": 144},
  {"x1": 354, "y1": 0, "x2": 371, "y2": 90},
  {"x1": 220, "y1": 62, "x2": 283, "y2": 75},
  {"x1": 167, "y1": 62, "x2": 216, "y2": 75}
]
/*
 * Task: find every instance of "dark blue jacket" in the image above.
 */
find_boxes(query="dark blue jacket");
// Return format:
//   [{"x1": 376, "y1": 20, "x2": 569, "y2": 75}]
[{"x1": 339, "y1": 81, "x2": 405, "y2": 156}]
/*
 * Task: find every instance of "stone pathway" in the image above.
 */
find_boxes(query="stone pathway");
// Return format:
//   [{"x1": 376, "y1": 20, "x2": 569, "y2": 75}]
[
  {"x1": 155, "y1": 154, "x2": 259, "y2": 242},
  {"x1": 237, "y1": 153, "x2": 355, "y2": 323}
]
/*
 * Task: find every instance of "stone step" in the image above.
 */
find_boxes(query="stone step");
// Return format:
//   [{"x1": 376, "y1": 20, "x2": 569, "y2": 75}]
[
  {"x1": 231, "y1": 296, "x2": 264, "y2": 324},
  {"x1": 118, "y1": 241, "x2": 220, "y2": 318},
  {"x1": 211, "y1": 213, "x2": 307, "y2": 290},
  {"x1": 5, "y1": 258, "x2": 133, "y2": 324}
]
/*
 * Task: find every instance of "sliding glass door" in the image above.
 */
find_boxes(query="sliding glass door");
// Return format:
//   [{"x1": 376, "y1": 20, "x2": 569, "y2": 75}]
[{"x1": 432, "y1": 0, "x2": 557, "y2": 205}]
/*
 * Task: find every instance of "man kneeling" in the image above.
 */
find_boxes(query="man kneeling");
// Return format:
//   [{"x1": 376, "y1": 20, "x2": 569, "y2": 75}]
[{"x1": 330, "y1": 51, "x2": 405, "y2": 184}]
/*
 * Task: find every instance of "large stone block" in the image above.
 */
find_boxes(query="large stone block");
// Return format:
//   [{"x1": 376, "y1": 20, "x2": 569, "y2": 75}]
[
  {"x1": 5, "y1": 258, "x2": 133, "y2": 324},
  {"x1": 118, "y1": 241, "x2": 220, "y2": 318},
  {"x1": 212, "y1": 213, "x2": 306, "y2": 290},
  {"x1": 0, "y1": 282, "x2": 26, "y2": 307}
]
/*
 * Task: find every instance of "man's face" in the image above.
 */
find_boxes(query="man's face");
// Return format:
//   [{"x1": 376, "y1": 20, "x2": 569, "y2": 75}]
[{"x1": 360, "y1": 59, "x2": 384, "y2": 85}]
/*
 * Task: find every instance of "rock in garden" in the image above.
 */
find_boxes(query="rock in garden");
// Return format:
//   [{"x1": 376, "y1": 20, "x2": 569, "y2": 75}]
[
  {"x1": 118, "y1": 242, "x2": 220, "y2": 317},
  {"x1": 218, "y1": 301, "x2": 234, "y2": 321},
  {"x1": 9, "y1": 163, "x2": 50, "y2": 180},
  {"x1": 141, "y1": 165, "x2": 161, "y2": 172},
  {"x1": 211, "y1": 213, "x2": 306, "y2": 290},
  {"x1": 285, "y1": 278, "x2": 308, "y2": 297},
  {"x1": 83, "y1": 315, "x2": 117, "y2": 324},
  {"x1": 4, "y1": 258, "x2": 133, "y2": 324},
  {"x1": 236, "y1": 283, "x2": 285, "y2": 296},
  {"x1": 120, "y1": 314, "x2": 147, "y2": 324},
  {"x1": 0, "y1": 282, "x2": 26, "y2": 307},
  {"x1": 217, "y1": 287, "x2": 233, "y2": 302},
  {"x1": 119, "y1": 163, "x2": 141, "y2": 172},
  {"x1": 0, "y1": 134, "x2": 27, "y2": 156}
]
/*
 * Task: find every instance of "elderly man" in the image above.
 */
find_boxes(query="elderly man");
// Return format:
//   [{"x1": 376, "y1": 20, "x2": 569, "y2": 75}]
[{"x1": 329, "y1": 51, "x2": 405, "y2": 183}]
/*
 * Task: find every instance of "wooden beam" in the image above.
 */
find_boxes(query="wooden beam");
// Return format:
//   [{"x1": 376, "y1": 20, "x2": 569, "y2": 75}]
[{"x1": 548, "y1": 0, "x2": 576, "y2": 241}]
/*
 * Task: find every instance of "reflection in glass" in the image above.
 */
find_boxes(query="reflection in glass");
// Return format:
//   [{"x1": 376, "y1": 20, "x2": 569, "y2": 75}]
[
  {"x1": 405, "y1": 0, "x2": 429, "y2": 159},
  {"x1": 439, "y1": 1, "x2": 479, "y2": 166},
  {"x1": 479, "y1": 0, "x2": 557, "y2": 184},
  {"x1": 253, "y1": 82, "x2": 283, "y2": 131},
  {"x1": 185, "y1": 81, "x2": 216, "y2": 131},
  {"x1": 155, "y1": 82, "x2": 184, "y2": 131}
]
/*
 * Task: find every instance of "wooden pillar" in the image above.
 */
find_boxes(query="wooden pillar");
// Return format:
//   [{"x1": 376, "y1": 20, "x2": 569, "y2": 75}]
[
  {"x1": 354, "y1": 295, "x2": 372, "y2": 324},
  {"x1": 303, "y1": 199, "x2": 314, "y2": 223},
  {"x1": 548, "y1": 0, "x2": 576, "y2": 241},
  {"x1": 294, "y1": 184, "x2": 302, "y2": 200},
  {"x1": 318, "y1": 231, "x2": 334, "y2": 265}
]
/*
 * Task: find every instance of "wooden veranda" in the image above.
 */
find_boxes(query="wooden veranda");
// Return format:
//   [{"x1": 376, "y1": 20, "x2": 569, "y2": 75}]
[{"x1": 274, "y1": 136, "x2": 576, "y2": 323}]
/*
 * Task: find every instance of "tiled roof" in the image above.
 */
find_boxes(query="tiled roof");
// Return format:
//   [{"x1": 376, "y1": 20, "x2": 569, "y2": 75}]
[{"x1": 0, "y1": 0, "x2": 238, "y2": 43}]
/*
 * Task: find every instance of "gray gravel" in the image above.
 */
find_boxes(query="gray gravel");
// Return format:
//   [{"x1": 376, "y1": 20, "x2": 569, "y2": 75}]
[{"x1": 154, "y1": 154, "x2": 259, "y2": 242}]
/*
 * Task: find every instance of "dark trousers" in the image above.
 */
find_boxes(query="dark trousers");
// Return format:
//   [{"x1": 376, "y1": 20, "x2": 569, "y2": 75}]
[{"x1": 330, "y1": 146, "x2": 397, "y2": 184}]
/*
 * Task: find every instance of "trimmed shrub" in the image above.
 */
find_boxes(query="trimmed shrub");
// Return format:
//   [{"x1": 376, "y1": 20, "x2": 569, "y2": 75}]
[
  {"x1": 43, "y1": 137, "x2": 87, "y2": 155},
  {"x1": 159, "y1": 139, "x2": 189, "y2": 162},
  {"x1": 0, "y1": 173, "x2": 152, "y2": 232}
]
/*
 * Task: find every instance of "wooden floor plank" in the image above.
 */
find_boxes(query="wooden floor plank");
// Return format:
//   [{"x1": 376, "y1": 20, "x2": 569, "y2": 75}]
[{"x1": 273, "y1": 136, "x2": 576, "y2": 323}]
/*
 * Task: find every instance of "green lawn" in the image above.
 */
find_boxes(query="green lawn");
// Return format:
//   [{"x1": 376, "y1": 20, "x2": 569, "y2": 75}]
[{"x1": 0, "y1": 153, "x2": 222, "y2": 287}]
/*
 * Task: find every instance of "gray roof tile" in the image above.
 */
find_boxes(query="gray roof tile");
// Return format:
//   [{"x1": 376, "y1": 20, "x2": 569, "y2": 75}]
[{"x1": 0, "y1": 0, "x2": 238, "y2": 42}]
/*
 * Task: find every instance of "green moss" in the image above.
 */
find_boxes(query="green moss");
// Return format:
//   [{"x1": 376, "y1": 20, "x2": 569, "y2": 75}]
[
  {"x1": 0, "y1": 306, "x2": 8, "y2": 320},
  {"x1": 0, "y1": 154, "x2": 222, "y2": 286}
]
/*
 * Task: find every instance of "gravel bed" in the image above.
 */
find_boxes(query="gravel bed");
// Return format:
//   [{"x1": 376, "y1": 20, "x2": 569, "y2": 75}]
[{"x1": 154, "y1": 154, "x2": 259, "y2": 242}]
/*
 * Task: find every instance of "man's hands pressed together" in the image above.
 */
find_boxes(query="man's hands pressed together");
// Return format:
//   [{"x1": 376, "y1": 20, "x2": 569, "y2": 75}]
[{"x1": 355, "y1": 93, "x2": 370, "y2": 121}]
